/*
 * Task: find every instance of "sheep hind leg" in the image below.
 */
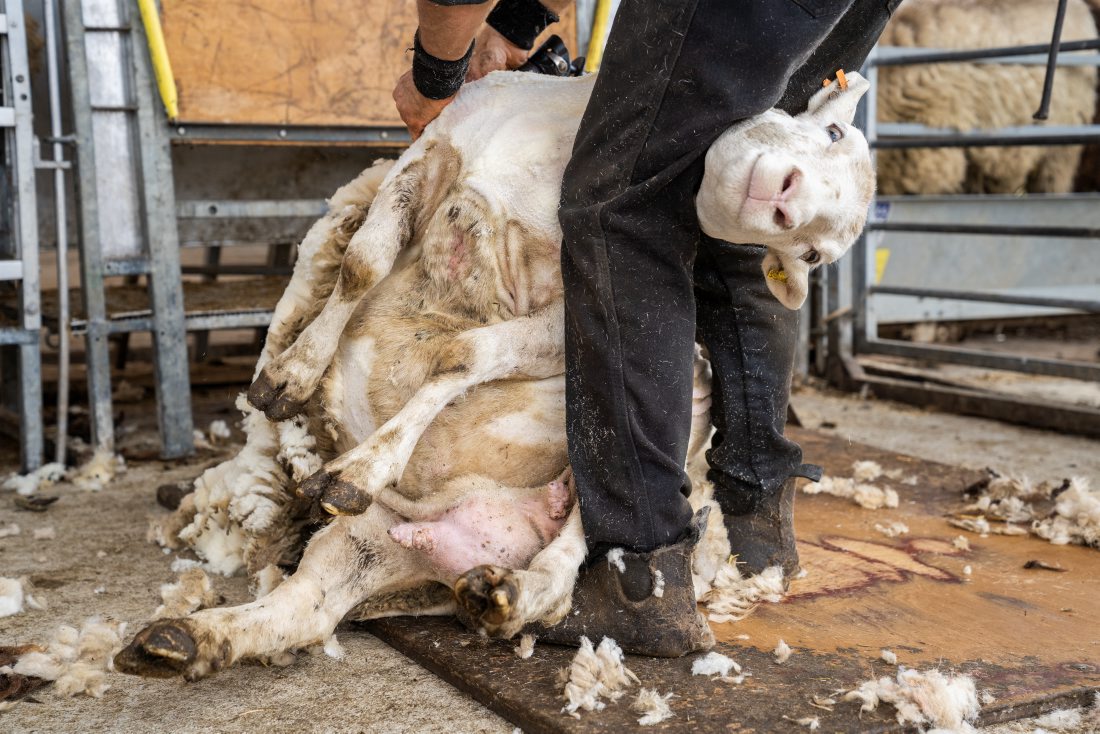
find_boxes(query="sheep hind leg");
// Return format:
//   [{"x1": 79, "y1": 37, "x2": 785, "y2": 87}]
[{"x1": 115, "y1": 507, "x2": 427, "y2": 680}]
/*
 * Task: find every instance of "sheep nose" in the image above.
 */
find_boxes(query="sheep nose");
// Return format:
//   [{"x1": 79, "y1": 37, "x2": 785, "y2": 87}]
[{"x1": 777, "y1": 169, "x2": 801, "y2": 202}]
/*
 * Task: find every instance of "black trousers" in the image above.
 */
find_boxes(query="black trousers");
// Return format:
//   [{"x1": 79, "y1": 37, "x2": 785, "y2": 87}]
[{"x1": 560, "y1": 0, "x2": 900, "y2": 553}]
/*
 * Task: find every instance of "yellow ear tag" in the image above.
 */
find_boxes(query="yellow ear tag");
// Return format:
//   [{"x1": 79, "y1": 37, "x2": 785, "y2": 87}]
[{"x1": 767, "y1": 267, "x2": 789, "y2": 283}]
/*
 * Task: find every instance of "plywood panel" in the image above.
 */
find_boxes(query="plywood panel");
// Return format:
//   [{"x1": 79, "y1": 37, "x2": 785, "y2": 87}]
[
  {"x1": 367, "y1": 428, "x2": 1100, "y2": 733},
  {"x1": 160, "y1": 0, "x2": 578, "y2": 127}
]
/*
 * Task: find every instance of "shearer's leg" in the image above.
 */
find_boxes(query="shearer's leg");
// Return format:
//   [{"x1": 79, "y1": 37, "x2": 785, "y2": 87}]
[
  {"x1": 551, "y1": 0, "x2": 863, "y2": 656},
  {"x1": 698, "y1": 0, "x2": 901, "y2": 578}
]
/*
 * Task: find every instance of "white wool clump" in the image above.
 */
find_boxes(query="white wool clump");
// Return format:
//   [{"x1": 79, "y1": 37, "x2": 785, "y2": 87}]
[
  {"x1": 323, "y1": 635, "x2": 346, "y2": 661},
  {"x1": 1, "y1": 462, "x2": 66, "y2": 496},
  {"x1": 632, "y1": 688, "x2": 675, "y2": 726},
  {"x1": 774, "y1": 639, "x2": 792, "y2": 663},
  {"x1": 208, "y1": 420, "x2": 232, "y2": 442},
  {"x1": 606, "y1": 547, "x2": 626, "y2": 573},
  {"x1": 881, "y1": 649, "x2": 898, "y2": 665},
  {"x1": 33, "y1": 526, "x2": 56, "y2": 540},
  {"x1": 691, "y1": 651, "x2": 741, "y2": 678},
  {"x1": 802, "y1": 475, "x2": 899, "y2": 510},
  {"x1": 69, "y1": 449, "x2": 126, "y2": 492},
  {"x1": 192, "y1": 429, "x2": 213, "y2": 451},
  {"x1": 701, "y1": 564, "x2": 786, "y2": 623},
  {"x1": 874, "y1": 521, "x2": 910, "y2": 538},
  {"x1": 252, "y1": 564, "x2": 287, "y2": 599},
  {"x1": 843, "y1": 667, "x2": 980, "y2": 732},
  {"x1": 948, "y1": 516, "x2": 1028, "y2": 538},
  {"x1": 852, "y1": 460, "x2": 884, "y2": 483},
  {"x1": 0, "y1": 576, "x2": 46, "y2": 617},
  {"x1": 276, "y1": 416, "x2": 323, "y2": 483},
  {"x1": 560, "y1": 636, "x2": 639, "y2": 718},
  {"x1": 515, "y1": 634, "x2": 536, "y2": 660},
  {"x1": 955, "y1": 472, "x2": 1099, "y2": 549},
  {"x1": 952, "y1": 536, "x2": 971, "y2": 552},
  {"x1": 169, "y1": 557, "x2": 205, "y2": 573},
  {"x1": 152, "y1": 568, "x2": 217, "y2": 620},
  {"x1": 652, "y1": 569, "x2": 665, "y2": 598},
  {"x1": 12, "y1": 617, "x2": 127, "y2": 697},
  {"x1": 1033, "y1": 477, "x2": 1100, "y2": 548},
  {"x1": 786, "y1": 716, "x2": 820, "y2": 730},
  {"x1": 0, "y1": 523, "x2": 21, "y2": 538}
]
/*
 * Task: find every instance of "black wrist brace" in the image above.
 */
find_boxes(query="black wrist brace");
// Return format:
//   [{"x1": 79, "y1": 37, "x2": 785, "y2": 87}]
[
  {"x1": 412, "y1": 30, "x2": 475, "y2": 100},
  {"x1": 487, "y1": 0, "x2": 560, "y2": 51}
]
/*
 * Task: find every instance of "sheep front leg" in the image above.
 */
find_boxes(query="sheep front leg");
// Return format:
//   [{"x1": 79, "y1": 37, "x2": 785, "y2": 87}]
[
  {"x1": 300, "y1": 300, "x2": 565, "y2": 516},
  {"x1": 454, "y1": 505, "x2": 586, "y2": 639},
  {"x1": 248, "y1": 160, "x2": 426, "y2": 422},
  {"x1": 116, "y1": 507, "x2": 425, "y2": 680}
]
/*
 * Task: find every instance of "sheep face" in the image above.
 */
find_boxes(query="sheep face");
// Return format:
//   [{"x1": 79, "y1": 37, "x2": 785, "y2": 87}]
[{"x1": 696, "y1": 72, "x2": 875, "y2": 309}]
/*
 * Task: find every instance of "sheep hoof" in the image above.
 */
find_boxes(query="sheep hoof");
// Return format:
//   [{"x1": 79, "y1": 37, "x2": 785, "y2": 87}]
[
  {"x1": 115, "y1": 620, "x2": 199, "y2": 678},
  {"x1": 314, "y1": 473, "x2": 372, "y2": 516},
  {"x1": 454, "y1": 565, "x2": 518, "y2": 630},
  {"x1": 246, "y1": 369, "x2": 281, "y2": 413}
]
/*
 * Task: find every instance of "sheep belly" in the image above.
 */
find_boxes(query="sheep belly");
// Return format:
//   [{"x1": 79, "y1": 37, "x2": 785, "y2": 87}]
[{"x1": 388, "y1": 479, "x2": 571, "y2": 580}]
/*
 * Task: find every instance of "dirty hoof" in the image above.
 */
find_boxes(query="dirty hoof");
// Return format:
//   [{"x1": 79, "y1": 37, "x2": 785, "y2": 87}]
[
  {"x1": 115, "y1": 620, "x2": 199, "y2": 678},
  {"x1": 247, "y1": 369, "x2": 306, "y2": 422},
  {"x1": 454, "y1": 565, "x2": 518, "y2": 629},
  {"x1": 304, "y1": 471, "x2": 371, "y2": 516}
]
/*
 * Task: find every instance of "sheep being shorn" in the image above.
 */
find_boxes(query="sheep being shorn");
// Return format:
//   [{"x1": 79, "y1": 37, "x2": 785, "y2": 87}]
[{"x1": 877, "y1": 0, "x2": 1099, "y2": 195}]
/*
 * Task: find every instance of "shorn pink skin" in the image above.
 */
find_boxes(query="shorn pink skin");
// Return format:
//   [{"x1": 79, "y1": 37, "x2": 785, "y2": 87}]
[{"x1": 388, "y1": 469, "x2": 575, "y2": 580}]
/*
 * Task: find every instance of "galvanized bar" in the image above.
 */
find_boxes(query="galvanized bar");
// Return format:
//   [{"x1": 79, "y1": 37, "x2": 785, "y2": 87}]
[
  {"x1": 868, "y1": 222, "x2": 1100, "y2": 238},
  {"x1": 0, "y1": 329, "x2": 38, "y2": 345},
  {"x1": 0, "y1": 260, "x2": 22, "y2": 279},
  {"x1": 68, "y1": 310, "x2": 276, "y2": 335},
  {"x1": 859, "y1": 337, "x2": 1100, "y2": 382},
  {"x1": 176, "y1": 199, "x2": 327, "y2": 219},
  {"x1": 878, "y1": 122, "x2": 1100, "y2": 139},
  {"x1": 172, "y1": 124, "x2": 410, "y2": 145},
  {"x1": 872, "y1": 39, "x2": 1100, "y2": 66},
  {"x1": 867, "y1": 285, "x2": 1100, "y2": 313},
  {"x1": 873, "y1": 129, "x2": 1100, "y2": 148},
  {"x1": 0, "y1": 13, "x2": 7, "y2": 33},
  {"x1": 102, "y1": 258, "x2": 151, "y2": 276},
  {"x1": 64, "y1": 0, "x2": 116, "y2": 453},
  {"x1": 130, "y1": 6, "x2": 194, "y2": 458},
  {"x1": 5, "y1": 1, "x2": 44, "y2": 470},
  {"x1": 0, "y1": 107, "x2": 14, "y2": 126},
  {"x1": 181, "y1": 264, "x2": 293, "y2": 276}
]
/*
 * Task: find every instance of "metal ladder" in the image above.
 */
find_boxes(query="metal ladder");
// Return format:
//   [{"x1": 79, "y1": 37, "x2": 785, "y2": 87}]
[
  {"x1": 62, "y1": 0, "x2": 193, "y2": 458},
  {"x1": 0, "y1": 0, "x2": 43, "y2": 471}
]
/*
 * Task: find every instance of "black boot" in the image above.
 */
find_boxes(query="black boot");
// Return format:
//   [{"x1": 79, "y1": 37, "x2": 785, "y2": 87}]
[
  {"x1": 531, "y1": 508, "x2": 714, "y2": 658},
  {"x1": 724, "y1": 476, "x2": 800, "y2": 578}
]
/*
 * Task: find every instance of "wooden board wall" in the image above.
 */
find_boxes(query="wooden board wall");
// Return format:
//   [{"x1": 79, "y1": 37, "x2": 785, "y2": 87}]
[{"x1": 159, "y1": 0, "x2": 578, "y2": 127}]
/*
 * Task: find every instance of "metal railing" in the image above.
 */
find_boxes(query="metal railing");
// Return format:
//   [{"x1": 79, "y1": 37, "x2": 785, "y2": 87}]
[{"x1": 822, "y1": 32, "x2": 1100, "y2": 433}]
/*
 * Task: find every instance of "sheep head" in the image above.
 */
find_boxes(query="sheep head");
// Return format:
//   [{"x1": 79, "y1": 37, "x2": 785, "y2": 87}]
[{"x1": 695, "y1": 72, "x2": 875, "y2": 309}]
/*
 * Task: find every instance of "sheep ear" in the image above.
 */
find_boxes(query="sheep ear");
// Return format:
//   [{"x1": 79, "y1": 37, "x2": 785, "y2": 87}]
[
  {"x1": 804, "y1": 71, "x2": 871, "y2": 125},
  {"x1": 762, "y1": 251, "x2": 811, "y2": 310}
]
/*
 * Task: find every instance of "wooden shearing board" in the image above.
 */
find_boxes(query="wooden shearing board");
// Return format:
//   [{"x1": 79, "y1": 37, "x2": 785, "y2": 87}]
[{"x1": 366, "y1": 428, "x2": 1100, "y2": 733}]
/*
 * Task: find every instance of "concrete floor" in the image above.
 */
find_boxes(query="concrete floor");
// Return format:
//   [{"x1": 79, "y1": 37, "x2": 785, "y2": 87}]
[{"x1": 1, "y1": 384, "x2": 1097, "y2": 731}]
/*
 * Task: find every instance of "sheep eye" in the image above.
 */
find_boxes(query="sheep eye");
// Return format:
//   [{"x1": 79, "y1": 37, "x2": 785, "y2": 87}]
[
  {"x1": 801, "y1": 250, "x2": 821, "y2": 265},
  {"x1": 826, "y1": 123, "x2": 845, "y2": 143}
]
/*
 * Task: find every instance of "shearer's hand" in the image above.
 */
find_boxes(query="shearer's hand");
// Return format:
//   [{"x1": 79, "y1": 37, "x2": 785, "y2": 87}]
[
  {"x1": 393, "y1": 70, "x2": 455, "y2": 141},
  {"x1": 467, "y1": 26, "x2": 529, "y2": 82}
]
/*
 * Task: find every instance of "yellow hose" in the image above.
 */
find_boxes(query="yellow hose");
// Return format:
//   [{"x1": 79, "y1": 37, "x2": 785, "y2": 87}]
[
  {"x1": 137, "y1": 0, "x2": 179, "y2": 120},
  {"x1": 584, "y1": 0, "x2": 613, "y2": 73}
]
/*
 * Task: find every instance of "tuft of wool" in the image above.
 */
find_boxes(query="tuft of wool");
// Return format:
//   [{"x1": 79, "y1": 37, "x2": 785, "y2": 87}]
[
  {"x1": 192, "y1": 429, "x2": 213, "y2": 451},
  {"x1": 843, "y1": 667, "x2": 980, "y2": 732},
  {"x1": 786, "y1": 716, "x2": 820, "y2": 730},
  {"x1": 702, "y1": 564, "x2": 786, "y2": 623},
  {"x1": 69, "y1": 449, "x2": 125, "y2": 492},
  {"x1": 874, "y1": 521, "x2": 909, "y2": 538},
  {"x1": 606, "y1": 548, "x2": 626, "y2": 574},
  {"x1": 774, "y1": 639, "x2": 792, "y2": 663},
  {"x1": 1, "y1": 462, "x2": 66, "y2": 497},
  {"x1": 949, "y1": 516, "x2": 1028, "y2": 538},
  {"x1": 252, "y1": 564, "x2": 287, "y2": 599},
  {"x1": 852, "y1": 460, "x2": 884, "y2": 483},
  {"x1": 802, "y1": 475, "x2": 899, "y2": 510},
  {"x1": 1032, "y1": 477, "x2": 1100, "y2": 549},
  {"x1": 169, "y1": 557, "x2": 205, "y2": 573},
  {"x1": 12, "y1": 617, "x2": 127, "y2": 698},
  {"x1": 152, "y1": 568, "x2": 217, "y2": 620},
  {"x1": 208, "y1": 420, "x2": 232, "y2": 442},
  {"x1": 881, "y1": 649, "x2": 898, "y2": 665},
  {"x1": 323, "y1": 635, "x2": 345, "y2": 661},
  {"x1": 33, "y1": 526, "x2": 56, "y2": 540},
  {"x1": 691, "y1": 651, "x2": 740, "y2": 678},
  {"x1": 632, "y1": 688, "x2": 675, "y2": 726},
  {"x1": 515, "y1": 634, "x2": 536, "y2": 660},
  {"x1": 0, "y1": 523, "x2": 21, "y2": 538},
  {"x1": 652, "y1": 569, "x2": 665, "y2": 598},
  {"x1": 0, "y1": 576, "x2": 46, "y2": 617},
  {"x1": 952, "y1": 536, "x2": 971, "y2": 551},
  {"x1": 560, "y1": 636, "x2": 639, "y2": 717},
  {"x1": 275, "y1": 416, "x2": 323, "y2": 483}
]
